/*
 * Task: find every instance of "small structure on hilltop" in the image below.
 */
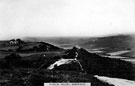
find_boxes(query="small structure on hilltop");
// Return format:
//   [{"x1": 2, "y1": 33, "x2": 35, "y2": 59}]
[
  {"x1": 9, "y1": 39, "x2": 25, "y2": 45},
  {"x1": 9, "y1": 39, "x2": 18, "y2": 44}
]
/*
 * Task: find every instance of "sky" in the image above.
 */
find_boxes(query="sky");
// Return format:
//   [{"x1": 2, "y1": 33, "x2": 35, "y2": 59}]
[{"x1": 0, "y1": 0, "x2": 135, "y2": 40}]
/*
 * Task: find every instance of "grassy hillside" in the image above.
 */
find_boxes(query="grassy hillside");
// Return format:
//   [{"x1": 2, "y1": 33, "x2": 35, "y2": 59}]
[{"x1": 0, "y1": 38, "x2": 135, "y2": 86}]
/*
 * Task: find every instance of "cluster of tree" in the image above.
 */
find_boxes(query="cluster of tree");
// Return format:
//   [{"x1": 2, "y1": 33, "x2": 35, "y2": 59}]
[
  {"x1": 3, "y1": 53, "x2": 33, "y2": 68},
  {"x1": 4, "y1": 53, "x2": 21, "y2": 62},
  {"x1": 16, "y1": 42, "x2": 62, "y2": 52},
  {"x1": 16, "y1": 44, "x2": 48, "y2": 52},
  {"x1": 4, "y1": 53, "x2": 22, "y2": 67},
  {"x1": 33, "y1": 44, "x2": 49, "y2": 51}
]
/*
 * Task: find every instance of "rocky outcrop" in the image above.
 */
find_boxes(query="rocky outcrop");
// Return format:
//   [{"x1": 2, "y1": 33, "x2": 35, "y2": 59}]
[{"x1": 46, "y1": 47, "x2": 134, "y2": 80}]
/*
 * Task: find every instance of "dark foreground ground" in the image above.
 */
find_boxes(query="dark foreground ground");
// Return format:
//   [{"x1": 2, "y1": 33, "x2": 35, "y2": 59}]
[{"x1": 0, "y1": 69, "x2": 93, "y2": 86}]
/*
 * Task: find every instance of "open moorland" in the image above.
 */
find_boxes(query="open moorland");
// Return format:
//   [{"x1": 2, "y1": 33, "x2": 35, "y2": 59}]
[{"x1": 0, "y1": 35, "x2": 135, "y2": 86}]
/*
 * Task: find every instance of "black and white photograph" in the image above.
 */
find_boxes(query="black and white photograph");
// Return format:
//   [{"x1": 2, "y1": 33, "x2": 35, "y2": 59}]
[{"x1": 0, "y1": 0, "x2": 135, "y2": 86}]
